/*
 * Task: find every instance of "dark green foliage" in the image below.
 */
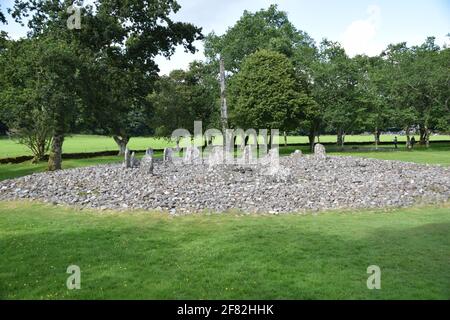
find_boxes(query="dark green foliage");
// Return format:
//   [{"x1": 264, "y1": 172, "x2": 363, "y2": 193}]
[
  {"x1": 204, "y1": 4, "x2": 314, "y2": 72},
  {"x1": 149, "y1": 61, "x2": 220, "y2": 138},
  {"x1": 228, "y1": 49, "x2": 315, "y2": 131}
]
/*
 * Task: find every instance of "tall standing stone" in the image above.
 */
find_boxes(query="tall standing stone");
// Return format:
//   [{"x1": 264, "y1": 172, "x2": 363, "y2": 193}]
[
  {"x1": 314, "y1": 144, "x2": 327, "y2": 159},
  {"x1": 183, "y1": 146, "x2": 201, "y2": 164},
  {"x1": 163, "y1": 147, "x2": 173, "y2": 162},
  {"x1": 124, "y1": 147, "x2": 131, "y2": 168},
  {"x1": 241, "y1": 145, "x2": 256, "y2": 165},
  {"x1": 208, "y1": 146, "x2": 224, "y2": 168},
  {"x1": 140, "y1": 148, "x2": 154, "y2": 174},
  {"x1": 130, "y1": 152, "x2": 140, "y2": 168}
]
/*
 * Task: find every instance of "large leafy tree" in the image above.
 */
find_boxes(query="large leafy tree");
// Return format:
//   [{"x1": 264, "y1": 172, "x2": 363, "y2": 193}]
[
  {"x1": 0, "y1": 36, "x2": 88, "y2": 165},
  {"x1": 9, "y1": 0, "x2": 203, "y2": 162},
  {"x1": 381, "y1": 38, "x2": 450, "y2": 147},
  {"x1": 148, "y1": 61, "x2": 219, "y2": 145},
  {"x1": 311, "y1": 40, "x2": 363, "y2": 147},
  {"x1": 204, "y1": 4, "x2": 314, "y2": 73},
  {"x1": 228, "y1": 50, "x2": 315, "y2": 139},
  {"x1": 352, "y1": 54, "x2": 398, "y2": 146}
]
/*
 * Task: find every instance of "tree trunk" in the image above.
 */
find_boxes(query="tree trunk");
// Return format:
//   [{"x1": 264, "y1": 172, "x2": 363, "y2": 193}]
[
  {"x1": 405, "y1": 126, "x2": 412, "y2": 149},
  {"x1": 48, "y1": 133, "x2": 64, "y2": 171},
  {"x1": 219, "y1": 57, "x2": 228, "y2": 135},
  {"x1": 114, "y1": 135, "x2": 130, "y2": 156},
  {"x1": 308, "y1": 131, "x2": 315, "y2": 153},
  {"x1": 176, "y1": 137, "x2": 181, "y2": 152},
  {"x1": 424, "y1": 126, "x2": 431, "y2": 148},
  {"x1": 283, "y1": 131, "x2": 287, "y2": 146},
  {"x1": 374, "y1": 127, "x2": 380, "y2": 149},
  {"x1": 337, "y1": 128, "x2": 345, "y2": 147},
  {"x1": 419, "y1": 125, "x2": 427, "y2": 145}
]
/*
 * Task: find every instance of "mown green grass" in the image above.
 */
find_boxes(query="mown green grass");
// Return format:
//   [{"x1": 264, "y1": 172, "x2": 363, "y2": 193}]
[
  {"x1": 1, "y1": 134, "x2": 449, "y2": 158},
  {"x1": 0, "y1": 201, "x2": 448, "y2": 299},
  {"x1": 1, "y1": 144, "x2": 449, "y2": 181},
  {"x1": 0, "y1": 135, "x2": 173, "y2": 158},
  {"x1": 0, "y1": 152, "x2": 163, "y2": 181}
]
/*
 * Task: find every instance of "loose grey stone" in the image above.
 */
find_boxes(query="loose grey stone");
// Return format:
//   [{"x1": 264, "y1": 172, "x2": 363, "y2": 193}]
[{"x1": 0, "y1": 155, "x2": 448, "y2": 214}]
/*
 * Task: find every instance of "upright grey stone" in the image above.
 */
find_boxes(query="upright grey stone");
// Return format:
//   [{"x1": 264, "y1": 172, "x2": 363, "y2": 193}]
[
  {"x1": 291, "y1": 150, "x2": 303, "y2": 158},
  {"x1": 140, "y1": 148, "x2": 154, "y2": 174},
  {"x1": 130, "y1": 152, "x2": 140, "y2": 168},
  {"x1": 124, "y1": 147, "x2": 131, "y2": 168},
  {"x1": 183, "y1": 146, "x2": 201, "y2": 164},
  {"x1": 314, "y1": 144, "x2": 327, "y2": 159},
  {"x1": 163, "y1": 147, "x2": 173, "y2": 162},
  {"x1": 241, "y1": 145, "x2": 255, "y2": 165},
  {"x1": 207, "y1": 146, "x2": 224, "y2": 167}
]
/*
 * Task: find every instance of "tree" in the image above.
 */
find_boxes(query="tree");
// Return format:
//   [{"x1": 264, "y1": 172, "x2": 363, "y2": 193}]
[
  {"x1": 353, "y1": 54, "x2": 397, "y2": 147},
  {"x1": 0, "y1": 36, "x2": 85, "y2": 166},
  {"x1": 228, "y1": 50, "x2": 315, "y2": 141},
  {"x1": 311, "y1": 40, "x2": 363, "y2": 148},
  {"x1": 381, "y1": 38, "x2": 450, "y2": 147},
  {"x1": 148, "y1": 61, "x2": 219, "y2": 146},
  {"x1": 10, "y1": 0, "x2": 203, "y2": 161},
  {"x1": 204, "y1": 4, "x2": 314, "y2": 72}
]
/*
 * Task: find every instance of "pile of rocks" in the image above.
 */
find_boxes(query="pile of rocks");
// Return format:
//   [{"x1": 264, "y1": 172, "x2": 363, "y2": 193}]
[{"x1": 0, "y1": 144, "x2": 448, "y2": 214}]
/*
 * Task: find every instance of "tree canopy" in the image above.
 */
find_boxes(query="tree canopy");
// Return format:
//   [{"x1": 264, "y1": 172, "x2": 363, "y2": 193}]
[{"x1": 228, "y1": 49, "x2": 315, "y2": 132}]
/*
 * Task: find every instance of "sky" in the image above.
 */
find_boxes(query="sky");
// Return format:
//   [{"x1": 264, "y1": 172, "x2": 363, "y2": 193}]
[{"x1": 1, "y1": 0, "x2": 449, "y2": 75}]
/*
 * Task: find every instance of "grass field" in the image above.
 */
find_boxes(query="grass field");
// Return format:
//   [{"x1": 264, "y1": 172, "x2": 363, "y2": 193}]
[
  {"x1": 1, "y1": 134, "x2": 449, "y2": 158},
  {"x1": 0, "y1": 201, "x2": 449, "y2": 300},
  {"x1": 0, "y1": 136, "x2": 449, "y2": 300},
  {"x1": 1, "y1": 142, "x2": 449, "y2": 181}
]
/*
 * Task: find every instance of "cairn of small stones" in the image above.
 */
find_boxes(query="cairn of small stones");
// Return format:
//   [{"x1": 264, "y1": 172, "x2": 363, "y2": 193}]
[{"x1": 1, "y1": 143, "x2": 449, "y2": 214}]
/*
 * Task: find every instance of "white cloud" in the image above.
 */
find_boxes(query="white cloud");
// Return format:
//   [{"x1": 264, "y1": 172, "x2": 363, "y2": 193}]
[
  {"x1": 154, "y1": 42, "x2": 205, "y2": 75},
  {"x1": 341, "y1": 5, "x2": 384, "y2": 57}
]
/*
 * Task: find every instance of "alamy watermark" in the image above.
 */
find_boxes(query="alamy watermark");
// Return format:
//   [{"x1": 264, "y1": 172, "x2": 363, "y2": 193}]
[
  {"x1": 367, "y1": 265, "x2": 381, "y2": 290},
  {"x1": 66, "y1": 265, "x2": 81, "y2": 290},
  {"x1": 66, "y1": 3, "x2": 82, "y2": 30},
  {"x1": 169, "y1": 121, "x2": 281, "y2": 170}
]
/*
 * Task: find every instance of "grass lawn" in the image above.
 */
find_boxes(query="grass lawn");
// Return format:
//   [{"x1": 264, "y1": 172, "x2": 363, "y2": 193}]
[
  {"x1": 0, "y1": 201, "x2": 449, "y2": 299},
  {"x1": 1, "y1": 144, "x2": 449, "y2": 181},
  {"x1": 1, "y1": 134, "x2": 449, "y2": 158}
]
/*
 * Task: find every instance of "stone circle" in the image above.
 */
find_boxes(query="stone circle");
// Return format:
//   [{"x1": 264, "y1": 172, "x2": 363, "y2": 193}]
[{"x1": 0, "y1": 155, "x2": 448, "y2": 214}]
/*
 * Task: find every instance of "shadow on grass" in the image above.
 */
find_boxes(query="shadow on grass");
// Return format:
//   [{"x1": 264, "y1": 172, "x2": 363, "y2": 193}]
[{"x1": 1, "y1": 209, "x2": 449, "y2": 300}]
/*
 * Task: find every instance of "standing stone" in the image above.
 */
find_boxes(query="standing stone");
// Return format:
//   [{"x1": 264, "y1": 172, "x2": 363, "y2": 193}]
[
  {"x1": 314, "y1": 144, "x2": 327, "y2": 159},
  {"x1": 163, "y1": 147, "x2": 173, "y2": 162},
  {"x1": 242, "y1": 145, "x2": 256, "y2": 165},
  {"x1": 265, "y1": 148, "x2": 280, "y2": 174},
  {"x1": 140, "y1": 148, "x2": 154, "y2": 174},
  {"x1": 130, "y1": 152, "x2": 140, "y2": 168},
  {"x1": 291, "y1": 150, "x2": 303, "y2": 158},
  {"x1": 183, "y1": 146, "x2": 201, "y2": 164},
  {"x1": 124, "y1": 147, "x2": 131, "y2": 168},
  {"x1": 208, "y1": 146, "x2": 224, "y2": 167}
]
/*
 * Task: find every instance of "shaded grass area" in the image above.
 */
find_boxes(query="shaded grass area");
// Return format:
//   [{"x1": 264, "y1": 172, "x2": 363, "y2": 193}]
[
  {"x1": 0, "y1": 152, "x2": 162, "y2": 181},
  {"x1": 1, "y1": 144, "x2": 449, "y2": 181},
  {"x1": 0, "y1": 201, "x2": 449, "y2": 299},
  {"x1": 1, "y1": 134, "x2": 449, "y2": 158}
]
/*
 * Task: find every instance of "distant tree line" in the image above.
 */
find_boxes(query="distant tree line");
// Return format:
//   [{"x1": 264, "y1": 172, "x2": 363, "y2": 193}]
[{"x1": 0, "y1": 3, "x2": 449, "y2": 169}]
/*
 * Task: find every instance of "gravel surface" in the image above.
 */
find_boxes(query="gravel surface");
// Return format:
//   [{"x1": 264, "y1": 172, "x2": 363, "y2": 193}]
[{"x1": 0, "y1": 155, "x2": 449, "y2": 214}]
